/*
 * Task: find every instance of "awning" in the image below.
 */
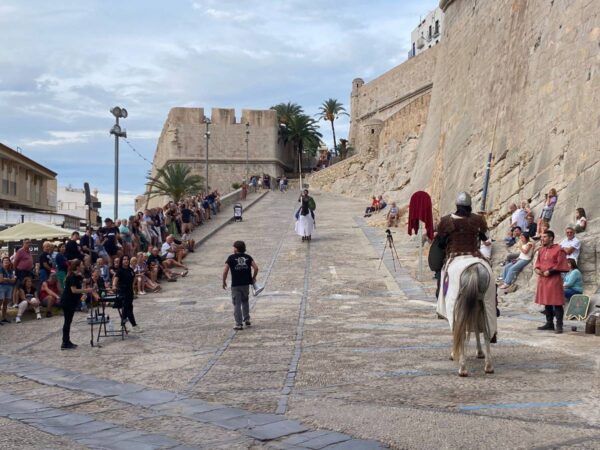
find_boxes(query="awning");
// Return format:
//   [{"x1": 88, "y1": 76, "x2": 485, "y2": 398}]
[{"x1": 0, "y1": 222, "x2": 72, "y2": 242}]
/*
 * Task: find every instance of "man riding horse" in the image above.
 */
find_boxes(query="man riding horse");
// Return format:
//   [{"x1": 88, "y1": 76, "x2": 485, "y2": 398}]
[{"x1": 435, "y1": 192, "x2": 497, "y2": 376}]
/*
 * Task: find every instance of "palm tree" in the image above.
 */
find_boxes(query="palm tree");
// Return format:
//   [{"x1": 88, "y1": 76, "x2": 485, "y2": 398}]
[
  {"x1": 271, "y1": 102, "x2": 303, "y2": 125},
  {"x1": 145, "y1": 163, "x2": 204, "y2": 203},
  {"x1": 316, "y1": 98, "x2": 348, "y2": 156},
  {"x1": 285, "y1": 113, "x2": 322, "y2": 173}
]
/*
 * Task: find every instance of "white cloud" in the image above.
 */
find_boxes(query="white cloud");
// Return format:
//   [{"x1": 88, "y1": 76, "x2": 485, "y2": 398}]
[{"x1": 23, "y1": 130, "x2": 106, "y2": 147}]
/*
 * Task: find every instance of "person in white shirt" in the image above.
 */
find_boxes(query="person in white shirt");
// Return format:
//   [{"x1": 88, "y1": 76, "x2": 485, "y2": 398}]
[
  {"x1": 559, "y1": 227, "x2": 581, "y2": 261},
  {"x1": 510, "y1": 203, "x2": 528, "y2": 232}
]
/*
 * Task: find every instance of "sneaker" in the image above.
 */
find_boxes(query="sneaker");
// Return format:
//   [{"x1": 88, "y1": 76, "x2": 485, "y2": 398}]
[
  {"x1": 233, "y1": 325, "x2": 243, "y2": 330},
  {"x1": 133, "y1": 325, "x2": 143, "y2": 333},
  {"x1": 139, "y1": 291, "x2": 146, "y2": 295},
  {"x1": 61, "y1": 342, "x2": 77, "y2": 350},
  {"x1": 181, "y1": 270, "x2": 189, "y2": 278},
  {"x1": 244, "y1": 321, "x2": 251, "y2": 327},
  {"x1": 15, "y1": 316, "x2": 21, "y2": 323},
  {"x1": 68, "y1": 341, "x2": 78, "y2": 348},
  {"x1": 36, "y1": 313, "x2": 42, "y2": 320}
]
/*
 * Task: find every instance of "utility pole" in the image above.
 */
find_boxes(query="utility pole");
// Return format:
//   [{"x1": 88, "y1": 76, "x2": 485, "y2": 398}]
[{"x1": 109, "y1": 106, "x2": 128, "y2": 220}]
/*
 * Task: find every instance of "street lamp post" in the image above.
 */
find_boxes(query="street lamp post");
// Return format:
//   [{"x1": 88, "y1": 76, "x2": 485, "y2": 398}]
[
  {"x1": 204, "y1": 117, "x2": 211, "y2": 193},
  {"x1": 245, "y1": 122, "x2": 250, "y2": 183},
  {"x1": 109, "y1": 106, "x2": 128, "y2": 220}
]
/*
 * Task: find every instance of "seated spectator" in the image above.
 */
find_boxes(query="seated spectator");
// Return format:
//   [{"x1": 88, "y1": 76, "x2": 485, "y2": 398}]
[
  {"x1": 161, "y1": 235, "x2": 189, "y2": 270},
  {"x1": 386, "y1": 202, "x2": 400, "y2": 227},
  {"x1": 109, "y1": 257, "x2": 121, "y2": 281},
  {"x1": 180, "y1": 231, "x2": 196, "y2": 253},
  {"x1": 377, "y1": 195, "x2": 387, "y2": 211},
  {"x1": 509, "y1": 203, "x2": 528, "y2": 231},
  {"x1": 575, "y1": 208, "x2": 587, "y2": 233},
  {"x1": 537, "y1": 187, "x2": 558, "y2": 232},
  {"x1": 559, "y1": 226, "x2": 581, "y2": 262},
  {"x1": 498, "y1": 235, "x2": 533, "y2": 289},
  {"x1": 504, "y1": 226, "x2": 522, "y2": 247},
  {"x1": 532, "y1": 218, "x2": 550, "y2": 241},
  {"x1": 147, "y1": 247, "x2": 178, "y2": 282},
  {"x1": 523, "y1": 213, "x2": 537, "y2": 238},
  {"x1": 15, "y1": 277, "x2": 41, "y2": 322},
  {"x1": 0, "y1": 256, "x2": 16, "y2": 324},
  {"x1": 364, "y1": 196, "x2": 379, "y2": 217},
  {"x1": 563, "y1": 259, "x2": 583, "y2": 302},
  {"x1": 39, "y1": 273, "x2": 60, "y2": 317},
  {"x1": 133, "y1": 252, "x2": 161, "y2": 294}
]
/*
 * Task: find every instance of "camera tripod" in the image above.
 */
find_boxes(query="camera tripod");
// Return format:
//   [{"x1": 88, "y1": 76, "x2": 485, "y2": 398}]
[{"x1": 378, "y1": 229, "x2": 401, "y2": 272}]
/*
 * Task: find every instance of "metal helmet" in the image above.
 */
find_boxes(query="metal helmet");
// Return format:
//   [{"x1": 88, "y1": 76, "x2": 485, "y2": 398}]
[{"x1": 456, "y1": 192, "x2": 472, "y2": 207}]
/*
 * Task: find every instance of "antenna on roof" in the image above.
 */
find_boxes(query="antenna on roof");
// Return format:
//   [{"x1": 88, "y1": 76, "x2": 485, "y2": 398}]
[{"x1": 16, "y1": 147, "x2": 22, "y2": 154}]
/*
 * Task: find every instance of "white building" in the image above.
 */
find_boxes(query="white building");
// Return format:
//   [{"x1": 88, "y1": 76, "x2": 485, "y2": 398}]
[
  {"x1": 57, "y1": 185, "x2": 100, "y2": 227},
  {"x1": 409, "y1": 7, "x2": 444, "y2": 58}
]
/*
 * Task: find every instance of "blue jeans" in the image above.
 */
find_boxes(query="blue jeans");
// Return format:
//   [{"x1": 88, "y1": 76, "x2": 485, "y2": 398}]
[
  {"x1": 502, "y1": 258, "x2": 531, "y2": 285},
  {"x1": 564, "y1": 287, "x2": 582, "y2": 302}
]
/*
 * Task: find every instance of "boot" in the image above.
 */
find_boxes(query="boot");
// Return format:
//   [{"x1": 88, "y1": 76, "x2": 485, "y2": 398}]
[
  {"x1": 538, "y1": 306, "x2": 554, "y2": 330},
  {"x1": 554, "y1": 305, "x2": 564, "y2": 334}
]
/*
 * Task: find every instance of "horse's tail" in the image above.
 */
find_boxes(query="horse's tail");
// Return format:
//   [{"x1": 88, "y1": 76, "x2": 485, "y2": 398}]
[{"x1": 452, "y1": 263, "x2": 485, "y2": 358}]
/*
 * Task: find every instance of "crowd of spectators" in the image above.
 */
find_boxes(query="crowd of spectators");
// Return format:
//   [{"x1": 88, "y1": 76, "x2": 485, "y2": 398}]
[
  {"x1": 0, "y1": 192, "x2": 227, "y2": 324},
  {"x1": 495, "y1": 187, "x2": 589, "y2": 304}
]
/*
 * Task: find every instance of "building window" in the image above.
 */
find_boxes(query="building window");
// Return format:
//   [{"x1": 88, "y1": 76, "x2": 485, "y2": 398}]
[
  {"x1": 435, "y1": 20, "x2": 440, "y2": 36},
  {"x1": 34, "y1": 176, "x2": 41, "y2": 203},
  {"x1": 428, "y1": 25, "x2": 432, "y2": 40},
  {"x1": 10, "y1": 165, "x2": 17, "y2": 196},
  {"x1": 412, "y1": 43, "x2": 416, "y2": 56},
  {"x1": 1, "y1": 161, "x2": 7, "y2": 195}
]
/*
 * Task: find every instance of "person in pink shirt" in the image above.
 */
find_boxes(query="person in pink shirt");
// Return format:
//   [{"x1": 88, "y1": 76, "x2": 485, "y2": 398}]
[{"x1": 12, "y1": 239, "x2": 34, "y2": 306}]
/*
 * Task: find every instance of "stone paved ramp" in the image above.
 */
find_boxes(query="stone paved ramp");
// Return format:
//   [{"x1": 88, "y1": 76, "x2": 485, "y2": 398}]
[{"x1": 0, "y1": 191, "x2": 599, "y2": 449}]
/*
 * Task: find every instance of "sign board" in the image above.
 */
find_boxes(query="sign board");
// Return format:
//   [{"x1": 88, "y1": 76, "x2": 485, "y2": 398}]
[
  {"x1": 565, "y1": 294, "x2": 590, "y2": 320},
  {"x1": 8, "y1": 240, "x2": 42, "y2": 263}
]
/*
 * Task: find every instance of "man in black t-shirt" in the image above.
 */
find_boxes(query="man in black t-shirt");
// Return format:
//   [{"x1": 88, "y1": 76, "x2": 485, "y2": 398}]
[
  {"x1": 223, "y1": 240, "x2": 259, "y2": 330},
  {"x1": 101, "y1": 218, "x2": 121, "y2": 259},
  {"x1": 65, "y1": 232, "x2": 84, "y2": 261}
]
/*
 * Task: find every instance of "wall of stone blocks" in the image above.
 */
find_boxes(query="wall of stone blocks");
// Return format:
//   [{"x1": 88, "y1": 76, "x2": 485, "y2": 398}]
[{"x1": 145, "y1": 107, "x2": 294, "y2": 208}]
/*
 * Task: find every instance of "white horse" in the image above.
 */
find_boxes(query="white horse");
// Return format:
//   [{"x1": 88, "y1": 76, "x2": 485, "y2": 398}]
[{"x1": 449, "y1": 262, "x2": 494, "y2": 377}]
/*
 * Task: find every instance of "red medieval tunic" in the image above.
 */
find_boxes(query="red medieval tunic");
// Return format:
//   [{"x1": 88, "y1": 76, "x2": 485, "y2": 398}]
[{"x1": 534, "y1": 244, "x2": 570, "y2": 306}]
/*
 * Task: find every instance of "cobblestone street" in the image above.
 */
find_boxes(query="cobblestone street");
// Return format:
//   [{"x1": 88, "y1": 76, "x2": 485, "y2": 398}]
[{"x1": 0, "y1": 191, "x2": 599, "y2": 449}]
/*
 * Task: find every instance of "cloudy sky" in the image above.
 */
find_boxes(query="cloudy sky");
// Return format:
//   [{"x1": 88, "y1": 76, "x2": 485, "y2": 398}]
[{"x1": 0, "y1": 0, "x2": 438, "y2": 218}]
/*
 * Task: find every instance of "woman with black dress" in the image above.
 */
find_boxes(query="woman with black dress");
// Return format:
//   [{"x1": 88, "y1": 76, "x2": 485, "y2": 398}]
[
  {"x1": 112, "y1": 255, "x2": 141, "y2": 333},
  {"x1": 61, "y1": 259, "x2": 93, "y2": 350}
]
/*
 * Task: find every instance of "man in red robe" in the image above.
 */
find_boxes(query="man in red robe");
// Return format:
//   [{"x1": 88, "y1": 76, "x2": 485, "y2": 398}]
[{"x1": 534, "y1": 230, "x2": 570, "y2": 333}]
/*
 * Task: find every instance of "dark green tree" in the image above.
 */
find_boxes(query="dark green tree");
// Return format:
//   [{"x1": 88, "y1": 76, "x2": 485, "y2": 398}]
[
  {"x1": 145, "y1": 163, "x2": 204, "y2": 203},
  {"x1": 316, "y1": 98, "x2": 348, "y2": 156}
]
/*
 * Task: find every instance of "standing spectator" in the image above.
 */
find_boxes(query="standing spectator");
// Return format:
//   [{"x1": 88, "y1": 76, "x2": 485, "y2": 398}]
[
  {"x1": 38, "y1": 241, "x2": 53, "y2": 284},
  {"x1": 386, "y1": 202, "x2": 400, "y2": 227},
  {"x1": 55, "y1": 243, "x2": 69, "y2": 290},
  {"x1": 65, "y1": 232, "x2": 83, "y2": 261},
  {"x1": 534, "y1": 230, "x2": 570, "y2": 333},
  {"x1": 574, "y1": 208, "x2": 587, "y2": 233},
  {"x1": 15, "y1": 277, "x2": 41, "y2": 322},
  {"x1": 559, "y1": 226, "x2": 581, "y2": 262},
  {"x1": 537, "y1": 188, "x2": 558, "y2": 233},
  {"x1": 80, "y1": 227, "x2": 98, "y2": 263},
  {"x1": 180, "y1": 204, "x2": 193, "y2": 234},
  {"x1": 0, "y1": 256, "x2": 16, "y2": 324},
  {"x1": 222, "y1": 240, "x2": 259, "y2": 330},
  {"x1": 39, "y1": 273, "x2": 60, "y2": 317},
  {"x1": 498, "y1": 234, "x2": 533, "y2": 289},
  {"x1": 119, "y1": 219, "x2": 133, "y2": 258},
  {"x1": 113, "y1": 255, "x2": 141, "y2": 333},
  {"x1": 13, "y1": 239, "x2": 34, "y2": 283},
  {"x1": 563, "y1": 259, "x2": 583, "y2": 302},
  {"x1": 60, "y1": 259, "x2": 93, "y2": 350},
  {"x1": 279, "y1": 177, "x2": 285, "y2": 193},
  {"x1": 101, "y1": 218, "x2": 121, "y2": 262},
  {"x1": 523, "y1": 213, "x2": 537, "y2": 238}
]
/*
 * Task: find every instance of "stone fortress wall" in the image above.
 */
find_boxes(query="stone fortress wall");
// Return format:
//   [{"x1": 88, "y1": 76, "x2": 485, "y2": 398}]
[
  {"x1": 311, "y1": 0, "x2": 600, "y2": 292},
  {"x1": 144, "y1": 107, "x2": 295, "y2": 208}
]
